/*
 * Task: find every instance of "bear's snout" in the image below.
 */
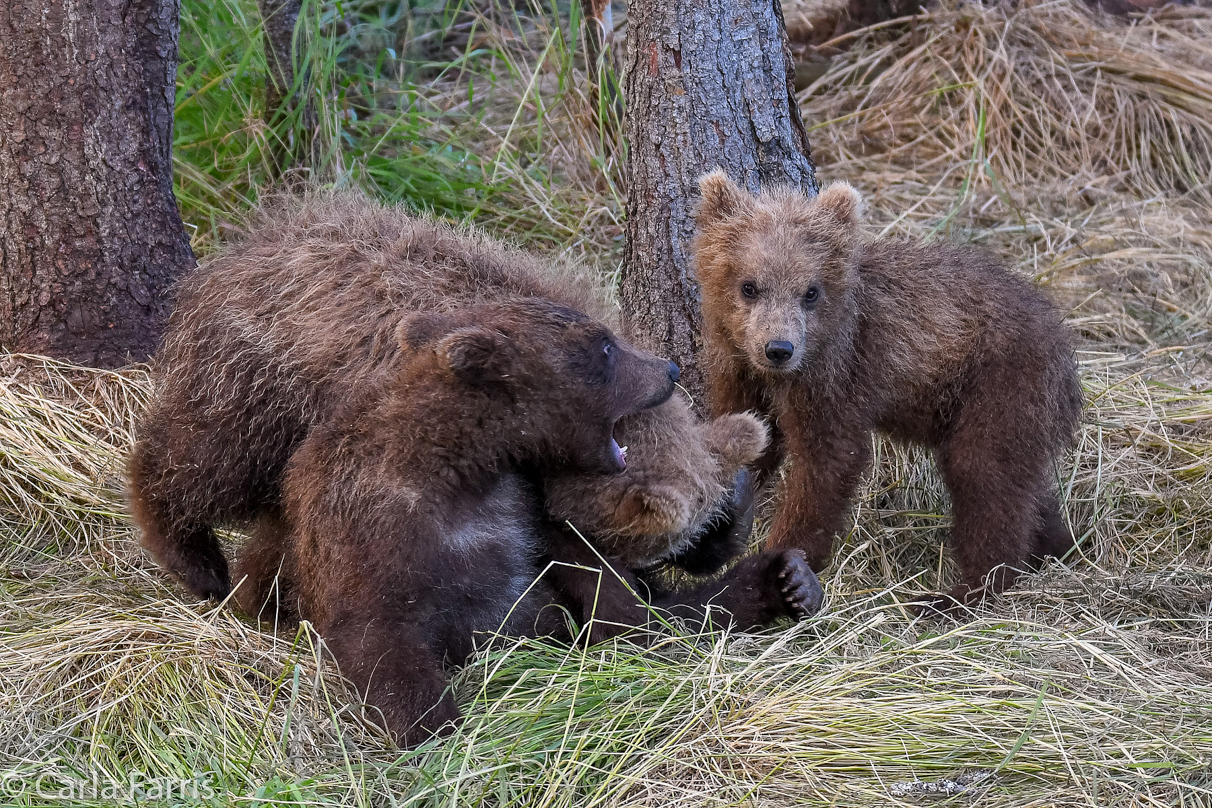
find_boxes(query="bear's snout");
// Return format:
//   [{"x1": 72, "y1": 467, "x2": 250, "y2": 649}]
[
  {"x1": 764, "y1": 341, "x2": 794, "y2": 365},
  {"x1": 667, "y1": 361, "x2": 681, "y2": 383}
]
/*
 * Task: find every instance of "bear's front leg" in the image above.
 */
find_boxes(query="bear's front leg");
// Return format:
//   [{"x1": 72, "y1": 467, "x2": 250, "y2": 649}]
[
  {"x1": 541, "y1": 522, "x2": 822, "y2": 639},
  {"x1": 767, "y1": 405, "x2": 872, "y2": 571},
  {"x1": 540, "y1": 521, "x2": 661, "y2": 644},
  {"x1": 321, "y1": 616, "x2": 458, "y2": 748},
  {"x1": 705, "y1": 351, "x2": 785, "y2": 492},
  {"x1": 655, "y1": 549, "x2": 824, "y2": 629}
]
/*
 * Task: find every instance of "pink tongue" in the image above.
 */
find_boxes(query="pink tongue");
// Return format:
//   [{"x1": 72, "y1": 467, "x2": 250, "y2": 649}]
[{"x1": 611, "y1": 438, "x2": 627, "y2": 470}]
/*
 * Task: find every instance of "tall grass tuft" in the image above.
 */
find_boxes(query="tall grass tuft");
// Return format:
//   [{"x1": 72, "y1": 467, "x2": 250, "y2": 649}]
[{"x1": 173, "y1": 0, "x2": 626, "y2": 258}]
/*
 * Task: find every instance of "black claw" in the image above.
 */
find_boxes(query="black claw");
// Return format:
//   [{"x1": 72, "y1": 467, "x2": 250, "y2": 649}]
[{"x1": 775, "y1": 550, "x2": 822, "y2": 620}]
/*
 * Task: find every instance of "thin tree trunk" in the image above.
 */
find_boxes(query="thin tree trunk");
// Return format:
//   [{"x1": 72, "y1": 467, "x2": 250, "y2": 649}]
[
  {"x1": 845, "y1": 0, "x2": 919, "y2": 29},
  {"x1": 0, "y1": 0, "x2": 195, "y2": 368},
  {"x1": 580, "y1": 0, "x2": 614, "y2": 70},
  {"x1": 259, "y1": 0, "x2": 316, "y2": 176},
  {"x1": 621, "y1": 0, "x2": 817, "y2": 404}
]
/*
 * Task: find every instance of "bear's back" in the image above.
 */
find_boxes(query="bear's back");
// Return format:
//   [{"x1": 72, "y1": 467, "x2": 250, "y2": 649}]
[
  {"x1": 157, "y1": 192, "x2": 614, "y2": 411},
  {"x1": 853, "y1": 239, "x2": 1072, "y2": 430}
]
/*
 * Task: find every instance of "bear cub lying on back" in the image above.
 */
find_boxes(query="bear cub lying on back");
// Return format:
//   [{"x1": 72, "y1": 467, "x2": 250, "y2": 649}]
[
  {"x1": 259, "y1": 297, "x2": 820, "y2": 746},
  {"x1": 693, "y1": 171, "x2": 1082, "y2": 611}
]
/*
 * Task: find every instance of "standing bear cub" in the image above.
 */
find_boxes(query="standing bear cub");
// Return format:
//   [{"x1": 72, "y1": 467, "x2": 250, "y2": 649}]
[
  {"x1": 267, "y1": 298, "x2": 819, "y2": 746},
  {"x1": 693, "y1": 171, "x2": 1082, "y2": 610}
]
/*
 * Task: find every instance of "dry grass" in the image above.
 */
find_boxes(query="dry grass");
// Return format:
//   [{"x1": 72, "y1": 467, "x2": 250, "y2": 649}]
[
  {"x1": 2, "y1": 0, "x2": 1212, "y2": 804},
  {"x1": 800, "y1": 0, "x2": 1212, "y2": 356},
  {"x1": 803, "y1": 1, "x2": 1212, "y2": 203},
  {"x1": 1, "y1": 333, "x2": 1209, "y2": 805}
]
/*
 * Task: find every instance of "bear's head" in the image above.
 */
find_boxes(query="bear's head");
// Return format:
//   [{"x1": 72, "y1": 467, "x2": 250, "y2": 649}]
[
  {"x1": 541, "y1": 395, "x2": 770, "y2": 567},
  {"x1": 693, "y1": 170, "x2": 864, "y2": 377},
  {"x1": 399, "y1": 297, "x2": 680, "y2": 476}
]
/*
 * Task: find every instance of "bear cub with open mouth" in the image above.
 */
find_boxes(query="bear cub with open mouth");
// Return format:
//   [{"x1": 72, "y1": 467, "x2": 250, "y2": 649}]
[
  {"x1": 127, "y1": 193, "x2": 772, "y2": 603},
  {"x1": 693, "y1": 171, "x2": 1082, "y2": 612}
]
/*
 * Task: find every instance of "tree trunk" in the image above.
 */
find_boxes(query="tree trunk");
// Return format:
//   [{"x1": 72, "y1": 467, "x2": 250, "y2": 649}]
[
  {"x1": 0, "y1": 0, "x2": 195, "y2": 368},
  {"x1": 621, "y1": 0, "x2": 818, "y2": 404},
  {"x1": 259, "y1": 0, "x2": 316, "y2": 176},
  {"x1": 845, "y1": 0, "x2": 920, "y2": 29},
  {"x1": 580, "y1": 0, "x2": 614, "y2": 70}
]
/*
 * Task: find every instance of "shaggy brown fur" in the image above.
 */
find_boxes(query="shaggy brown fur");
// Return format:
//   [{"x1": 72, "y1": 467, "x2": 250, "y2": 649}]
[
  {"x1": 542, "y1": 394, "x2": 769, "y2": 570},
  {"x1": 128, "y1": 192, "x2": 767, "y2": 601},
  {"x1": 693, "y1": 171, "x2": 1083, "y2": 610},
  {"x1": 244, "y1": 299, "x2": 820, "y2": 746}
]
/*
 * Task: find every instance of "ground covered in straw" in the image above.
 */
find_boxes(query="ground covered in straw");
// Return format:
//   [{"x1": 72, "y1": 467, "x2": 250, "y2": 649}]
[{"x1": 2, "y1": 0, "x2": 1211, "y2": 805}]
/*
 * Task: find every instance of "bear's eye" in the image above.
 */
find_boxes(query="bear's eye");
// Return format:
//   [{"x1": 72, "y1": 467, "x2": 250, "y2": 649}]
[
  {"x1": 602, "y1": 339, "x2": 614, "y2": 360},
  {"x1": 740, "y1": 282, "x2": 758, "y2": 299},
  {"x1": 803, "y1": 285, "x2": 821, "y2": 306}
]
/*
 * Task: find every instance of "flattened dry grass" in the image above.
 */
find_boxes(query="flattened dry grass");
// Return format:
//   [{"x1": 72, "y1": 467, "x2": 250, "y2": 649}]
[
  {"x1": 1, "y1": 346, "x2": 1209, "y2": 805},
  {"x1": 802, "y1": 1, "x2": 1212, "y2": 204},
  {"x1": 2, "y1": 0, "x2": 1212, "y2": 804}
]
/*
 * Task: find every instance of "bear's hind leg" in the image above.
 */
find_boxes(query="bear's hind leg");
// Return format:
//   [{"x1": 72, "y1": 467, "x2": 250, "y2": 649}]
[
  {"x1": 164, "y1": 524, "x2": 231, "y2": 602},
  {"x1": 233, "y1": 510, "x2": 297, "y2": 623},
  {"x1": 932, "y1": 423, "x2": 1046, "y2": 613},
  {"x1": 128, "y1": 445, "x2": 233, "y2": 600}
]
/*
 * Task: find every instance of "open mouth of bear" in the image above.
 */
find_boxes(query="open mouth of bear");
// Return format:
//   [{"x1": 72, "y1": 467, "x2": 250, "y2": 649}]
[
  {"x1": 604, "y1": 379, "x2": 676, "y2": 473},
  {"x1": 609, "y1": 421, "x2": 629, "y2": 471}
]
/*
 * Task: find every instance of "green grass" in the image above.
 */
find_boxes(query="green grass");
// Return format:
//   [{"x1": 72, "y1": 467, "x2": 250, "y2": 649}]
[
  {"x1": 173, "y1": 0, "x2": 483, "y2": 250},
  {"x1": 173, "y1": 0, "x2": 625, "y2": 257}
]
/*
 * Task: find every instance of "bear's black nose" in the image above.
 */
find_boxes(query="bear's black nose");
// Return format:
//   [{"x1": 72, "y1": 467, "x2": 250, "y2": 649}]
[
  {"x1": 765, "y1": 341, "x2": 794, "y2": 365},
  {"x1": 667, "y1": 361, "x2": 681, "y2": 383}
]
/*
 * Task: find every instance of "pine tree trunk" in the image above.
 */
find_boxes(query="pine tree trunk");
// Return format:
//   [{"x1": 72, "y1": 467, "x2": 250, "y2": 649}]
[
  {"x1": 0, "y1": 0, "x2": 195, "y2": 368},
  {"x1": 621, "y1": 0, "x2": 817, "y2": 403}
]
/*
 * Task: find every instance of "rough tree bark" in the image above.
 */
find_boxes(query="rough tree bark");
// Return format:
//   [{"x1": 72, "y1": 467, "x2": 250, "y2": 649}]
[
  {"x1": 0, "y1": 0, "x2": 195, "y2": 367},
  {"x1": 621, "y1": 0, "x2": 818, "y2": 404}
]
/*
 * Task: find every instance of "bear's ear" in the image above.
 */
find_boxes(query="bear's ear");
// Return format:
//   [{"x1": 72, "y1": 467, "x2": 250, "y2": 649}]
[
  {"x1": 397, "y1": 311, "x2": 461, "y2": 351},
  {"x1": 814, "y1": 181, "x2": 864, "y2": 229},
  {"x1": 616, "y1": 484, "x2": 692, "y2": 537},
  {"x1": 437, "y1": 326, "x2": 515, "y2": 382},
  {"x1": 696, "y1": 169, "x2": 751, "y2": 228}
]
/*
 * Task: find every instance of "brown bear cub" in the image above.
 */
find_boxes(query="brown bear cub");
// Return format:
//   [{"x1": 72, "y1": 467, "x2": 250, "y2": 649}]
[
  {"x1": 258, "y1": 298, "x2": 819, "y2": 746},
  {"x1": 693, "y1": 171, "x2": 1083, "y2": 611},
  {"x1": 127, "y1": 192, "x2": 766, "y2": 602}
]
